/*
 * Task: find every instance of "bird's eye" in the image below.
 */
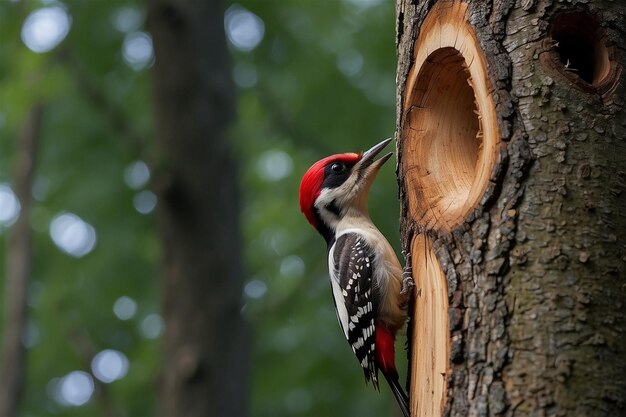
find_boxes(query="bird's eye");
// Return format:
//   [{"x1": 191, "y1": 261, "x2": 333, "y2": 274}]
[{"x1": 331, "y1": 163, "x2": 345, "y2": 173}]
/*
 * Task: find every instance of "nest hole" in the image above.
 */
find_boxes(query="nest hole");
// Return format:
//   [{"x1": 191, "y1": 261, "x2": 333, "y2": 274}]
[
  {"x1": 405, "y1": 47, "x2": 489, "y2": 230},
  {"x1": 550, "y1": 12, "x2": 617, "y2": 91}
]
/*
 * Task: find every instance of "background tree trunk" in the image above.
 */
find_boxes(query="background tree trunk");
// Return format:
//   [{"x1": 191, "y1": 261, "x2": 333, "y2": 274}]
[
  {"x1": 395, "y1": 1, "x2": 626, "y2": 416},
  {"x1": 0, "y1": 104, "x2": 42, "y2": 417},
  {"x1": 147, "y1": 1, "x2": 248, "y2": 416}
]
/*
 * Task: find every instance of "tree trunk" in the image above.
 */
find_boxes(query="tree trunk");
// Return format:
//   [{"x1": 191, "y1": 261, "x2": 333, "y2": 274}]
[
  {"x1": 147, "y1": 1, "x2": 248, "y2": 416},
  {"x1": 0, "y1": 104, "x2": 43, "y2": 417},
  {"x1": 395, "y1": 1, "x2": 626, "y2": 416}
]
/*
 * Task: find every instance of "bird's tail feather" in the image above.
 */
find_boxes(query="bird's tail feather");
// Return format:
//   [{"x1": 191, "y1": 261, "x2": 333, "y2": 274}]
[{"x1": 383, "y1": 371, "x2": 410, "y2": 417}]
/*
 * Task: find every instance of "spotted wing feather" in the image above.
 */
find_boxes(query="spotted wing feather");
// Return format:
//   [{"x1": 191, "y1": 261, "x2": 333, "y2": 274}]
[{"x1": 330, "y1": 233, "x2": 380, "y2": 388}]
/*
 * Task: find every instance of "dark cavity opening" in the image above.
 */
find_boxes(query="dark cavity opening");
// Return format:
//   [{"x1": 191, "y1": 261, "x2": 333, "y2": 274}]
[{"x1": 550, "y1": 12, "x2": 610, "y2": 86}]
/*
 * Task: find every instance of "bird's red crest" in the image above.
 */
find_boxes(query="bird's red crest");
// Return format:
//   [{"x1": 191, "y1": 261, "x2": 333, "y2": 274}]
[{"x1": 299, "y1": 152, "x2": 360, "y2": 228}]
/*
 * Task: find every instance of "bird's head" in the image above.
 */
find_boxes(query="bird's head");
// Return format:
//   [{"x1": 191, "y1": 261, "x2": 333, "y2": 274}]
[{"x1": 299, "y1": 138, "x2": 393, "y2": 242}]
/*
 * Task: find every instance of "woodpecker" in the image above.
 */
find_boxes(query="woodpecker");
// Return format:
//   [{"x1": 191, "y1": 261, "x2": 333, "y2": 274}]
[{"x1": 299, "y1": 138, "x2": 413, "y2": 417}]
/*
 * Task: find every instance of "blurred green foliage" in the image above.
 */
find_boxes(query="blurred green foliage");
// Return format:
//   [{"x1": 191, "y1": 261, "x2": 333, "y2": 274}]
[{"x1": 0, "y1": 0, "x2": 402, "y2": 416}]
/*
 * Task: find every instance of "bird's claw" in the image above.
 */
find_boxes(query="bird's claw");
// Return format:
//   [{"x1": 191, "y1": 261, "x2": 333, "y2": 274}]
[
  {"x1": 401, "y1": 274, "x2": 415, "y2": 295},
  {"x1": 401, "y1": 251, "x2": 414, "y2": 296}
]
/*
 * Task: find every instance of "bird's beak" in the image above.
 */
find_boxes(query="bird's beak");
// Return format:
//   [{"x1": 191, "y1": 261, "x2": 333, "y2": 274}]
[{"x1": 359, "y1": 138, "x2": 393, "y2": 172}]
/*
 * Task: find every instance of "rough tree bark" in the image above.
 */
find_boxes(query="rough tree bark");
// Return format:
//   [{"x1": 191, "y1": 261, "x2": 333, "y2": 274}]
[
  {"x1": 147, "y1": 1, "x2": 248, "y2": 416},
  {"x1": 0, "y1": 105, "x2": 43, "y2": 417},
  {"x1": 395, "y1": 1, "x2": 625, "y2": 416}
]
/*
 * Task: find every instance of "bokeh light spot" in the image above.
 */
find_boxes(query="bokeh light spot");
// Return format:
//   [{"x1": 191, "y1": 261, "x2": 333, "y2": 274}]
[
  {"x1": 133, "y1": 190, "x2": 157, "y2": 214},
  {"x1": 337, "y1": 49, "x2": 364, "y2": 77},
  {"x1": 21, "y1": 6, "x2": 71, "y2": 53},
  {"x1": 124, "y1": 160, "x2": 150, "y2": 189},
  {"x1": 140, "y1": 313, "x2": 164, "y2": 339},
  {"x1": 22, "y1": 320, "x2": 40, "y2": 348},
  {"x1": 343, "y1": 0, "x2": 383, "y2": 9},
  {"x1": 0, "y1": 184, "x2": 20, "y2": 227},
  {"x1": 122, "y1": 31, "x2": 154, "y2": 70},
  {"x1": 49, "y1": 371, "x2": 94, "y2": 406},
  {"x1": 91, "y1": 349, "x2": 129, "y2": 383},
  {"x1": 224, "y1": 5, "x2": 264, "y2": 52},
  {"x1": 280, "y1": 255, "x2": 305, "y2": 278},
  {"x1": 32, "y1": 176, "x2": 51, "y2": 202},
  {"x1": 244, "y1": 279, "x2": 267, "y2": 299},
  {"x1": 256, "y1": 149, "x2": 293, "y2": 181},
  {"x1": 111, "y1": 6, "x2": 143, "y2": 33},
  {"x1": 113, "y1": 296, "x2": 137, "y2": 320},
  {"x1": 49, "y1": 213, "x2": 97, "y2": 258}
]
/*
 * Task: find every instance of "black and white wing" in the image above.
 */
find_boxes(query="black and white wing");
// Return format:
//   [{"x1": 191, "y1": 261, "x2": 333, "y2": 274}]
[{"x1": 328, "y1": 232, "x2": 380, "y2": 387}]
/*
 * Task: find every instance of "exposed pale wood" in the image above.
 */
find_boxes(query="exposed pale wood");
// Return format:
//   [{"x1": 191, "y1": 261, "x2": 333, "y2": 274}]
[
  {"x1": 402, "y1": 1, "x2": 499, "y2": 232},
  {"x1": 410, "y1": 235, "x2": 449, "y2": 417}
]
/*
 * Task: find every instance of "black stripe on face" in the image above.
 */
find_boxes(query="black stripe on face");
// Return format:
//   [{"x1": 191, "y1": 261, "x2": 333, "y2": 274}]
[
  {"x1": 322, "y1": 161, "x2": 354, "y2": 189},
  {"x1": 326, "y1": 200, "x2": 341, "y2": 216},
  {"x1": 312, "y1": 207, "x2": 334, "y2": 248}
]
